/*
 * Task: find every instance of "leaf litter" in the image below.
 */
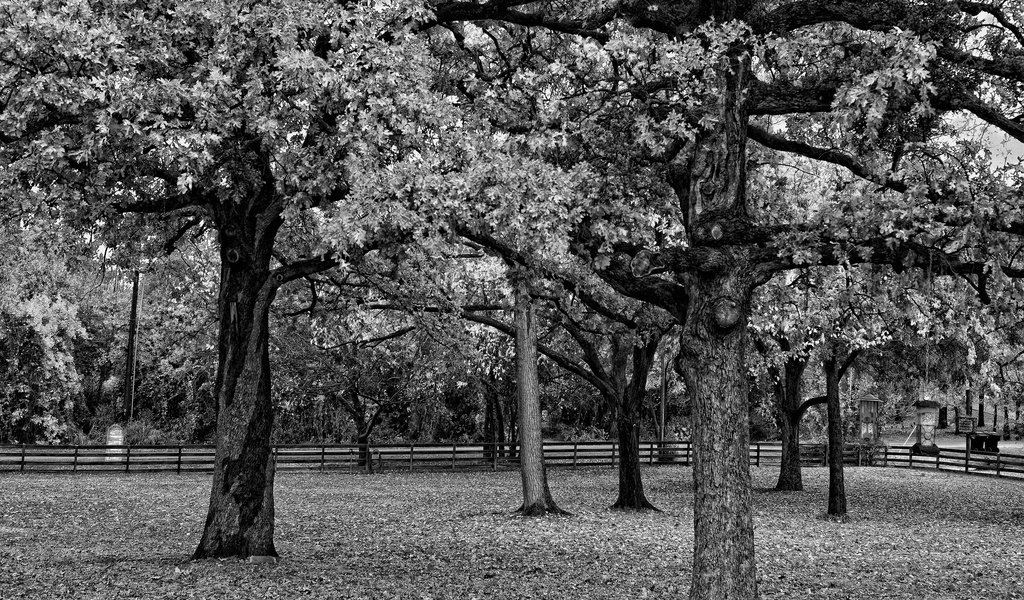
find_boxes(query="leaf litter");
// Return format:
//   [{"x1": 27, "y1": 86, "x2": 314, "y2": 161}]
[{"x1": 1, "y1": 466, "x2": 1022, "y2": 599}]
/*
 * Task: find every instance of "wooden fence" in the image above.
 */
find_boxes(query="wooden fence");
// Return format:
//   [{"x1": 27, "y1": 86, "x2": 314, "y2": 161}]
[{"x1": 0, "y1": 441, "x2": 1021, "y2": 480}]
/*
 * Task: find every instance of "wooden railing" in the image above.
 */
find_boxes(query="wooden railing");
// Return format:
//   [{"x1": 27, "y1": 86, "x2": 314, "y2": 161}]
[{"x1": 0, "y1": 441, "x2": 1021, "y2": 480}]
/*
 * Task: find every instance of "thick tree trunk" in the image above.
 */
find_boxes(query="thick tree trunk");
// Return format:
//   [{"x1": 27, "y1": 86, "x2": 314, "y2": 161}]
[
  {"x1": 678, "y1": 265, "x2": 757, "y2": 600},
  {"x1": 772, "y1": 353, "x2": 807, "y2": 491},
  {"x1": 513, "y1": 283, "x2": 565, "y2": 516},
  {"x1": 611, "y1": 405, "x2": 657, "y2": 510},
  {"x1": 194, "y1": 202, "x2": 283, "y2": 559},
  {"x1": 824, "y1": 354, "x2": 846, "y2": 518},
  {"x1": 776, "y1": 411, "x2": 802, "y2": 491},
  {"x1": 611, "y1": 334, "x2": 660, "y2": 511}
]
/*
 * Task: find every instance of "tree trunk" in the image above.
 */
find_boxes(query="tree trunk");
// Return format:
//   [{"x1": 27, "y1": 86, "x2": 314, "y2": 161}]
[
  {"x1": 513, "y1": 283, "x2": 565, "y2": 516},
  {"x1": 194, "y1": 200, "x2": 283, "y2": 559},
  {"x1": 824, "y1": 353, "x2": 846, "y2": 518},
  {"x1": 357, "y1": 430, "x2": 373, "y2": 473},
  {"x1": 678, "y1": 265, "x2": 757, "y2": 600},
  {"x1": 612, "y1": 401, "x2": 657, "y2": 510},
  {"x1": 611, "y1": 334, "x2": 661, "y2": 511},
  {"x1": 483, "y1": 387, "x2": 496, "y2": 460},
  {"x1": 771, "y1": 353, "x2": 807, "y2": 491},
  {"x1": 776, "y1": 411, "x2": 802, "y2": 491}
]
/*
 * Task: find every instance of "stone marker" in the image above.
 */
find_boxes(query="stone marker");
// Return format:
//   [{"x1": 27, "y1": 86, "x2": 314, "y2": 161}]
[{"x1": 105, "y1": 424, "x2": 125, "y2": 461}]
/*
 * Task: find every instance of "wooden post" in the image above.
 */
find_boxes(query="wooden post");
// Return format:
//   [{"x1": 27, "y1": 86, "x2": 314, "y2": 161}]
[
  {"x1": 611, "y1": 443, "x2": 617, "y2": 468},
  {"x1": 755, "y1": 443, "x2": 761, "y2": 467},
  {"x1": 822, "y1": 443, "x2": 828, "y2": 466},
  {"x1": 452, "y1": 443, "x2": 457, "y2": 470},
  {"x1": 72, "y1": 446, "x2": 79, "y2": 472},
  {"x1": 348, "y1": 447, "x2": 353, "y2": 474},
  {"x1": 936, "y1": 449, "x2": 941, "y2": 469},
  {"x1": 649, "y1": 441, "x2": 654, "y2": 465},
  {"x1": 908, "y1": 448, "x2": 913, "y2": 469},
  {"x1": 20, "y1": 444, "x2": 25, "y2": 472},
  {"x1": 409, "y1": 444, "x2": 414, "y2": 472},
  {"x1": 573, "y1": 442, "x2": 578, "y2": 469},
  {"x1": 492, "y1": 443, "x2": 497, "y2": 471},
  {"x1": 883, "y1": 446, "x2": 888, "y2": 468},
  {"x1": 177, "y1": 445, "x2": 182, "y2": 474},
  {"x1": 996, "y1": 453, "x2": 1002, "y2": 477},
  {"x1": 321, "y1": 446, "x2": 326, "y2": 472},
  {"x1": 125, "y1": 445, "x2": 131, "y2": 473}
]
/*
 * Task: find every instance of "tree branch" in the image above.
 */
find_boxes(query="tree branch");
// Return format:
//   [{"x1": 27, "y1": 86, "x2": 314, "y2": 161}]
[
  {"x1": 270, "y1": 253, "x2": 339, "y2": 287},
  {"x1": 462, "y1": 312, "x2": 614, "y2": 396}
]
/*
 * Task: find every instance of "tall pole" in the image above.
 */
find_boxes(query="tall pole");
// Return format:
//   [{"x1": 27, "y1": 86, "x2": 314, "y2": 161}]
[
  {"x1": 660, "y1": 355, "x2": 668, "y2": 441},
  {"x1": 124, "y1": 270, "x2": 142, "y2": 422}
]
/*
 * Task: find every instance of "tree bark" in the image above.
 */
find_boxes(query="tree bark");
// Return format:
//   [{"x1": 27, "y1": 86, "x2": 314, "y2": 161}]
[
  {"x1": 611, "y1": 334, "x2": 661, "y2": 511},
  {"x1": 513, "y1": 283, "x2": 566, "y2": 516},
  {"x1": 776, "y1": 411, "x2": 802, "y2": 490},
  {"x1": 770, "y1": 351, "x2": 808, "y2": 491},
  {"x1": 824, "y1": 353, "x2": 847, "y2": 518},
  {"x1": 678, "y1": 264, "x2": 757, "y2": 600},
  {"x1": 194, "y1": 196, "x2": 283, "y2": 559}
]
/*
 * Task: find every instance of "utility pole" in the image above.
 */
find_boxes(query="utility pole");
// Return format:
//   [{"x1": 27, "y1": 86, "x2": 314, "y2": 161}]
[
  {"x1": 660, "y1": 355, "x2": 668, "y2": 441},
  {"x1": 124, "y1": 270, "x2": 142, "y2": 422}
]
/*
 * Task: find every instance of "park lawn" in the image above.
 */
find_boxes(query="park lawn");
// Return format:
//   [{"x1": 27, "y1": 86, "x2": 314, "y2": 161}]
[{"x1": 1, "y1": 467, "x2": 1023, "y2": 600}]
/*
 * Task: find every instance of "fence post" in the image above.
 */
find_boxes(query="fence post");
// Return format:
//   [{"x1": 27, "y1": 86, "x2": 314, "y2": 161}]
[
  {"x1": 125, "y1": 445, "x2": 131, "y2": 473},
  {"x1": 348, "y1": 447, "x2": 353, "y2": 474},
  {"x1": 492, "y1": 443, "x2": 497, "y2": 471},
  {"x1": 883, "y1": 446, "x2": 888, "y2": 468},
  {"x1": 908, "y1": 448, "x2": 913, "y2": 469},
  {"x1": 177, "y1": 446, "x2": 182, "y2": 474},
  {"x1": 756, "y1": 443, "x2": 761, "y2": 467},
  {"x1": 72, "y1": 446, "x2": 79, "y2": 472},
  {"x1": 649, "y1": 441, "x2": 654, "y2": 465},
  {"x1": 573, "y1": 442, "x2": 578, "y2": 469},
  {"x1": 410, "y1": 444, "x2": 414, "y2": 472},
  {"x1": 823, "y1": 443, "x2": 828, "y2": 467},
  {"x1": 611, "y1": 443, "x2": 617, "y2": 468},
  {"x1": 996, "y1": 453, "x2": 1002, "y2": 477},
  {"x1": 452, "y1": 443, "x2": 457, "y2": 470},
  {"x1": 936, "y1": 450, "x2": 941, "y2": 470},
  {"x1": 321, "y1": 446, "x2": 326, "y2": 472},
  {"x1": 965, "y1": 443, "x2": 971, "y2": 473},
  {"x1": 20, "y1": 444, "x2": 25, "y2": 472}
]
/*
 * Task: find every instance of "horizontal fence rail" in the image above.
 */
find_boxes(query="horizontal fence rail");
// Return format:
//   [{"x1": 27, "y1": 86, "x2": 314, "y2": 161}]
[{"x1": 1, "y1": 441, "x2": 1021, "y2": 480}]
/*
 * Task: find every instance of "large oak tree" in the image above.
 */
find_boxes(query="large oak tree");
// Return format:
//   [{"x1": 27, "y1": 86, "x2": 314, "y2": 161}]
[{"x1": 426, "y1": 1, "x2": 1024, "y2": 597}]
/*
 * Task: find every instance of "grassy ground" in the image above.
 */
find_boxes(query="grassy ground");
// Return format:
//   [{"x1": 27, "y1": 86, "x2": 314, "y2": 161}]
[{"x1": 1, "y1": 466, "x2": 1023, "y2": 600}]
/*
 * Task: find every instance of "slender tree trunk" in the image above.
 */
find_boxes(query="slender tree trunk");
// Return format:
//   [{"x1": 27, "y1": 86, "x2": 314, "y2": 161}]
[
  {"x1": 357, "y1": 429, "x2": 373, "y2": 473},
  {"x1": 513, "y1": 283, "x2": 565, "y2": 516},
  {"x1": 495, "y1": 390, "x2": 507, "y2": 458},
  {"x1": 824, "y1": 353, "x2": 846, "y2": 518},
  {"x1": 678, "y1": 266, "x2": 757, "y2": 600},
  {"x1": 194, "y1": 199, "x2": 283, "y2": 559},
  {"x1": 483, "y1": 388, "x2": 496, "y2": 460}
]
